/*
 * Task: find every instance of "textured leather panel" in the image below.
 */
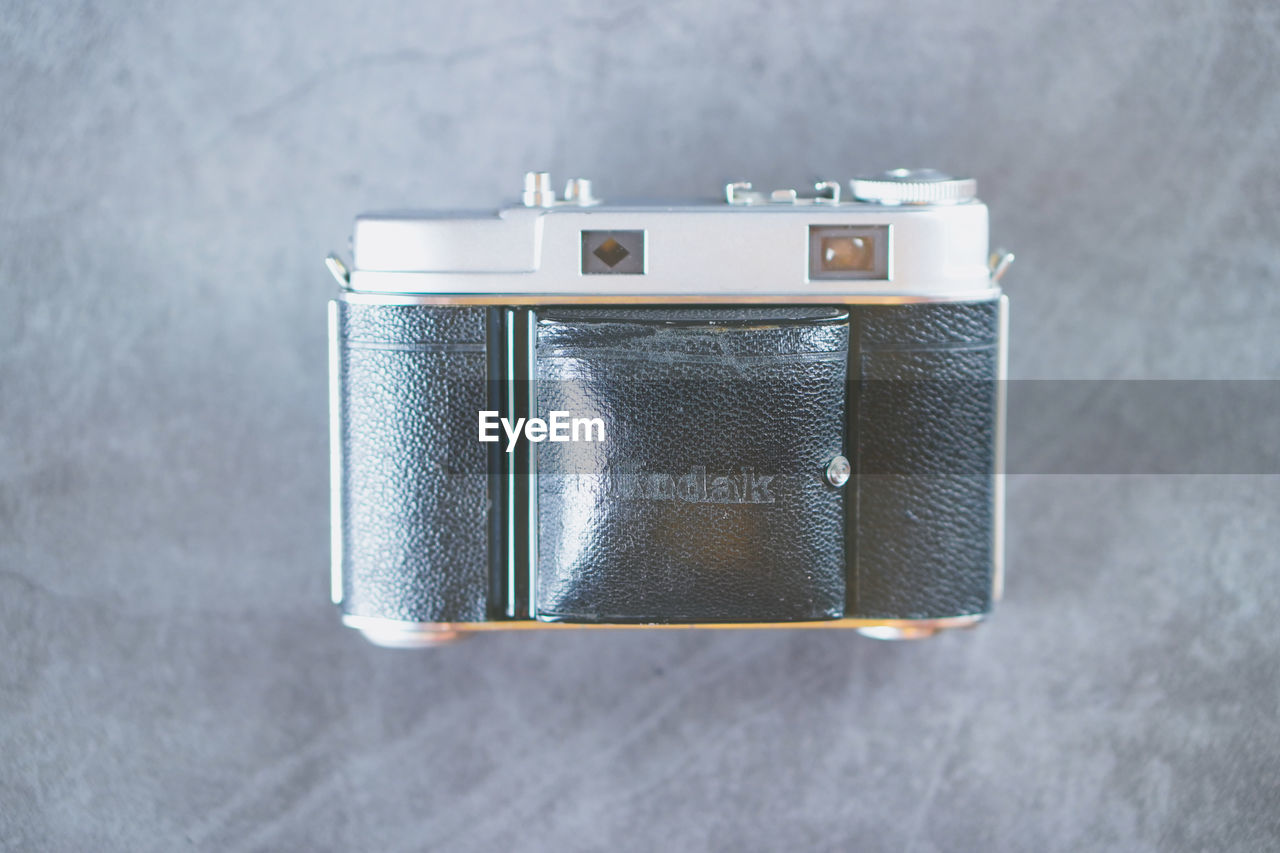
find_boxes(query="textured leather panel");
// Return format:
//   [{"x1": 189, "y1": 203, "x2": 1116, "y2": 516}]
[
  {"x1": 850, "y1": 301, "x2": 1000, "y2": 619},
  {"x1": 341, "y1": 301, "x2": 487, "y2": 345},
  {"x1": 337, "y1": 302, "x2": 489, "y2": 622},
  {"x1": 534, "y1": 308, "x2": 849, "y2": 622},
  {"x1": 860, "y1": 299, "x2": 1001, "y2": 348},
  {"x1": 334, "y1": 300, "x2": 999, "y2": 625}
]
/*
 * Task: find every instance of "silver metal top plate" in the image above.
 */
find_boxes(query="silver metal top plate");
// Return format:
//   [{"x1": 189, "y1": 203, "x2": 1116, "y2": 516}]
[{"x1": 342, "y1": 172, "x2": 996, "y2": 301}]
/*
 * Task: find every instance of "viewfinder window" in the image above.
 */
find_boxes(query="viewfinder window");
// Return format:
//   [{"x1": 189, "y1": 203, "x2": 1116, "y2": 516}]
[{"x1": 808, "y1": 225, "x2": 891, "y2": 281}]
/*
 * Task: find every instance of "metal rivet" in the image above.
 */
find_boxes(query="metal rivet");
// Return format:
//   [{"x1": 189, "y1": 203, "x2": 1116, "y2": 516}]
[{"x1": 825, "y1": 454, "x2": 851, "y2": 487}]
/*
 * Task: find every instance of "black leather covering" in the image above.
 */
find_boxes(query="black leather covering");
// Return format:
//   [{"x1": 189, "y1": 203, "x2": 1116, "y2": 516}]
[
  {"x1": 336, "y1": 301, "x2": 489, "y2": 622},
  {"x1": 533, "y1": 308, "x2": 849, "y2": 622},
  {"x1": 334, "y1": 299, "x2": 1001, "y2": 626},
  {"x1": 848, "y1": 300, "x2": 1001, "y2": 619}
]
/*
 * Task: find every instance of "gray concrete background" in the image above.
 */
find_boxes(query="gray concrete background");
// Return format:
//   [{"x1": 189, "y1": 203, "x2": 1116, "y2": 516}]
[{"x1": 2, "y1": 1, "x2": 1279, "y2": 850}]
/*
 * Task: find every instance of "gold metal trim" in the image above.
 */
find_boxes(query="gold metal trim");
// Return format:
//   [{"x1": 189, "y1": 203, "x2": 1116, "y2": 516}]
[
  {"x1": 343, "y1": 612, "x2": 984, "y2": 635},
  {"x1": 338, "y1": 291, "x2": 1002, "y2": 307}
]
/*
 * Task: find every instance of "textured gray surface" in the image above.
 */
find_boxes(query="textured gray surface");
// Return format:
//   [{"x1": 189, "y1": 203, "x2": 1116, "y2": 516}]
[{"x1": 2, "y1": 1, "x2": 1279, "y2": 850}]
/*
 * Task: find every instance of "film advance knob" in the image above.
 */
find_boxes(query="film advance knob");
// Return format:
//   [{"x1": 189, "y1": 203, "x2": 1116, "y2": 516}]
[{"x1": 849, "y1": 168, "x2": 977, "y2": 205}]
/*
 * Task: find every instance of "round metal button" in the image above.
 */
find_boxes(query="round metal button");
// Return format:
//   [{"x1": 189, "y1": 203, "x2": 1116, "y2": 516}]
[{"x1": 825, "y1": 455, "x2": 851, "y2": 487}]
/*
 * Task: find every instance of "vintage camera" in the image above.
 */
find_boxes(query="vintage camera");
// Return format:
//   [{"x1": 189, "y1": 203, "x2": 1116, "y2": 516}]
[{"x1": 326, "y1": 169, "x2": 1011, "y2": 647}]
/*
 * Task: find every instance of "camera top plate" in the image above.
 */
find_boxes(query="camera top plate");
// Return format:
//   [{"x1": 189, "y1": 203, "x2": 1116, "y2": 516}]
[{"x1": 338, "y1": 171, "x2": 1000, "y2": 304}]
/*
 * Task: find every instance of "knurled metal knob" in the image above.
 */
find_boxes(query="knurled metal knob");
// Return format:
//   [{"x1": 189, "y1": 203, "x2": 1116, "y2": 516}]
[{"x1": 850, "y1": 168, "x2": 977, "y2": 206}]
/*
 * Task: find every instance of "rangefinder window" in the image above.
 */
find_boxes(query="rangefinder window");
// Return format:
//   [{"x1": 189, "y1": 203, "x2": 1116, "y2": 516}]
[
  {"x1": 808, "y1": 225, "x2": 890, "y2": 281},
  {"x1": 581, "y1": 230, "x2": 646, "y2": 275}
]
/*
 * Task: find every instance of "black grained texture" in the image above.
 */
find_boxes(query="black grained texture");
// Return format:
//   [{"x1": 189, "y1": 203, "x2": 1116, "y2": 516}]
[
  {"x1": 341, "y1": 301, "x2": 486, "y2": 344},
  {"x1": 535, "y1": 308, "x2": 848, "y2": 622},
  {"x1": 851, "y1": 301, "x2": 1001, "y2": 619},
  {"x1": 860, "y1": 298, "x2": 1001, "y2": 348},
  {"x1": 338, "y1": 302, "x2": 489, "y2": 622}
]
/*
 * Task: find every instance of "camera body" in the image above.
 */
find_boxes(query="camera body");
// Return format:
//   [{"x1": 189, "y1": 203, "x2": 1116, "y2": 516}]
[{"x1": 328, "y1": 170, "x2": 1009, "y2": 647}]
